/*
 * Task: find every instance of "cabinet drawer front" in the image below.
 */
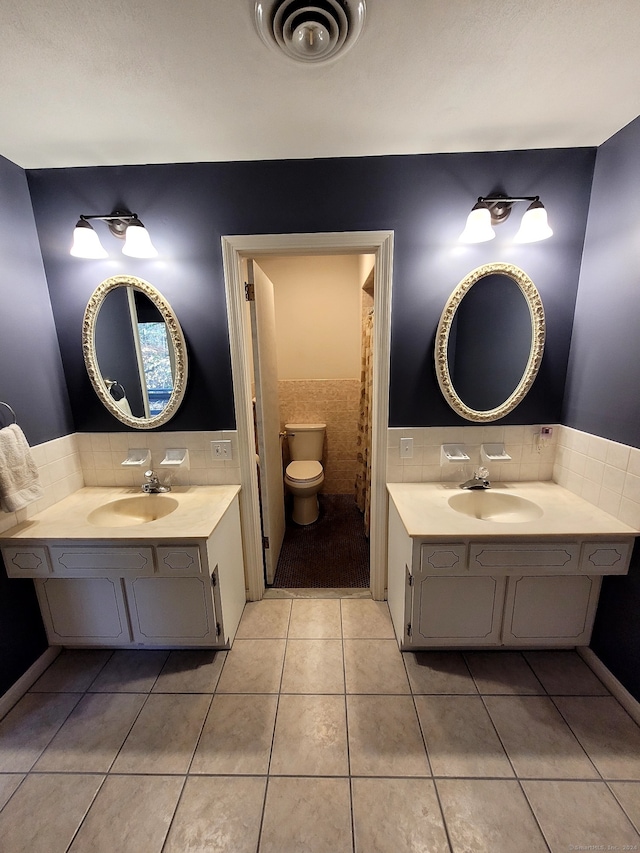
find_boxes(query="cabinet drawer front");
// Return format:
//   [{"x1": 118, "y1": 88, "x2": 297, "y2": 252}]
[
  {"x1": 156, "y1": 546, "x2": 202, "y2": 575},
  {"x1": 579, "y1": 541, "x2": 632, "y2": 574},
  {"x1": 49, "y1": 547, "x2": 154, "y2": 577},
  {"x1": 469, "y1": 542, "x2": 579, "y2": 575},
  {"x1": 420, "y1": 544, "x2": 467, "y2": 573},
  {"x1": 2, "y1": 546, "x2": 51, "y2": 577}
]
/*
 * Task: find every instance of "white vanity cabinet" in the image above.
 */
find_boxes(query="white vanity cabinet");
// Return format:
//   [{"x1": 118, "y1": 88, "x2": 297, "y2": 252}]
[
  {"x1": 1, "y1": 488, "x2": 246, "y2": 650},
  {"x1": 387, "y1": 483, "x2": 637, "y2": 651}
]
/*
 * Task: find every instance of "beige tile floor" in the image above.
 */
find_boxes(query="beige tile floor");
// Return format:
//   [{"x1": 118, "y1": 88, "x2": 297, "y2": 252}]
[{"x1": 1, "y1": 597, "x2": 640, "y2": 852}]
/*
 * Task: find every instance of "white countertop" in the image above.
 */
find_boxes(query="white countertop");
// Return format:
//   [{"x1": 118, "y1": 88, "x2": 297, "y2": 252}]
[
  {"x1": 0, "y1": 485, "x2": 241, "y2": 542},
  {"x1": 387, "y1": 481, "x2": 639, "y2": 539}
]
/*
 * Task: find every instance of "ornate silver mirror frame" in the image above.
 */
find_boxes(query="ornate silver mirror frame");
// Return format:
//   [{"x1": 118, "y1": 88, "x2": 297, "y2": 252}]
[
  {"x1": 82, "y1": 275, "x2": 188, "y2": 429},
  {"x1": 434, "y1": 262, "x2": 545, "y2": 422}
]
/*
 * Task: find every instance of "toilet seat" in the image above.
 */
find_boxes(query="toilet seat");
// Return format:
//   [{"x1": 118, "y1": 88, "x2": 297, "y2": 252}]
[{"x1": 285, "y1": 460, "x2": 323, "y2": 483}]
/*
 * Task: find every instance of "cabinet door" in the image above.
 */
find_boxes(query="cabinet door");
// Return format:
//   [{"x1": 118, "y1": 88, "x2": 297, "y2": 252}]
[
  {"x1": 411, "y1": 570, "x2": 506, "y2": 647},
  {"x1": 502, "y1": 575, "x2": 602, "y2": 647},
  {"x1": 35, "y1": 577, "x2": 131, "y2": 645},
  {"x1": 125, "y1": 574, "x2": 221, "y2": 646},
  {"x1": 206, "y1": 497, "x2": 246, "y2": 646}
]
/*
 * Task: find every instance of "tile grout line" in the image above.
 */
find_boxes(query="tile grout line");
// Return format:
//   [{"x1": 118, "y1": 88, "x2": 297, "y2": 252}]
[
  {"x1": 462, "y1": 651, "x2": 602, "y2": 853},
  {"x1": 32, "y1": 650, "x2": 137, "y2": 853},
  {"x1": 254, "y1": 598, "x2": 293, "y2": 853},
  {"x1": 547, "y1": 694, "x2": 606, "y2": 782},
  {"x1": 401, "y1": 644, "x2": 455, "y2": 853},
  {"x1": 603, "y1": 780, "x2": 640, "y2": 838},
  {"x1": 63, "y1": 771, "x2": 111, "y2": 853},
  {"x1": 340, "y1": 599, "x2": 357, "y2": 853},
  {"x1": 158, "y1": 774, "x2": 190, "y2": 853},
  {"x1": 440, "y1": 651, "x2": 550, "y2": 852}
]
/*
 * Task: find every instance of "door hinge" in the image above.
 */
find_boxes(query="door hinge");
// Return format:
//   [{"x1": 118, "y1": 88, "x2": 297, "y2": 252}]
[
  {"x1": 408, "y1": 574, "x2": 414, "y2": 587},
  {"x1": 263, "y1": 536, "x2": 270, "y2": 550},
  {"x1": 216, "y1": 622, "x2": 221, "y2": 637},
  {"x1": 245, "y1": 281, "x2": 255, "y2": 301},
  {"x1": 407, "y1": 623, "x2": 412, "y2": 637},
  {"x1": 211, "y1": 572, "x2": 217, "y2": 587}
]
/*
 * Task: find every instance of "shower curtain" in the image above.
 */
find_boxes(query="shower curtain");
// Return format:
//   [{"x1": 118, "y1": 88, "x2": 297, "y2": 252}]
[{"x1": 355, "y1": 306, "x2": 374, "y2": 536}]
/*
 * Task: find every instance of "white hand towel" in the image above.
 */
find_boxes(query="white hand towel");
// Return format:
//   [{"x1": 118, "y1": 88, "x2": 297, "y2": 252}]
[
  {"x1": 0, "y1": 424, "x2": 44, "y2": 512},
  {"x1": 115, "y1": 395, "x2": 132, "y2": 416}
]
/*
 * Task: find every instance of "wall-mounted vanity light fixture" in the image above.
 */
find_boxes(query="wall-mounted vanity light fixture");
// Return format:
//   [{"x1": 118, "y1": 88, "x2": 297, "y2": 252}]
[
  {"x1": 459, "y1": 195, "x2": 553, "y2": 244},
  {"x1": 70, "y1": 210, "x2": 158, "y2": 259}
]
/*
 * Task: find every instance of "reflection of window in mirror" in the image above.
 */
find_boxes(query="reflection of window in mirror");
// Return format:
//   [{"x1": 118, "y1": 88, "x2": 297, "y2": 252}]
[
  {"x1": 136, "y1": 321, "x2": 174, "y2": 416},
  {"x1": 129, "y1": 289, "x2": 175, "y2": 419}
]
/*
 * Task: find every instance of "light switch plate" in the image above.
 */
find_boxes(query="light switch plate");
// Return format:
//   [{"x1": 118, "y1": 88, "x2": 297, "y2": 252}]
[{"x1": 211, "y1": 440, "x2": 232, "y2": 460}]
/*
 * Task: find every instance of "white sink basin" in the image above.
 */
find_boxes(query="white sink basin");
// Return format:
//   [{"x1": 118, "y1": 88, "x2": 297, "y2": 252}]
[
  {"x1": 87, "y1": 495, "x2": 180, "y2": 527},
  {"x1": 447, "y1": 491, "x2": 543, "y2": 523}
]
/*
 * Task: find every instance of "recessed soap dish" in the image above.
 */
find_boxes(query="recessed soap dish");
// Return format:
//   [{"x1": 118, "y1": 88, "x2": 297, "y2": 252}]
[
  {"x1": 121, "y1": 448, "x2": 151, "y2": 467},
  {"x1": 481, "y1": 443, "x2": 511, "y2": 462},
  {"x1": 441, "y1": 444, "x2": 470, "y2": 464},
  {"x1": 160, "y1": 448, "x2": 190, "y2": 469}
]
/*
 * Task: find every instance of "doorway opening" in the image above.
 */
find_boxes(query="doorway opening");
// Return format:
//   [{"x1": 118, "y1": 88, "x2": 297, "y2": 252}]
[
  {"x1": 221, "y1": 231, "x2": 394, "y2": 602},
  {"x1": 248, "y1": 254, "x2": 373, "y2": 589}
]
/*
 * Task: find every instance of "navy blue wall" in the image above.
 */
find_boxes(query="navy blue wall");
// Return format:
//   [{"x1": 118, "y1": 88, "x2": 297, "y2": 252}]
[
  {"x1": 27, "y1": 147, "x2": 595, "y2": 432},
  {"x1": 0, "y1": 157, "x2": 74, "y2": 444},
  {"x1": 565, "y1": 115, "x2": 640, "y2": 699},
  {"x1": 563, "y1": 117, "x2": 640, "y2": 448},
  {"x1": 0, "y1": 154, "x2": 68, "y2": 694}
]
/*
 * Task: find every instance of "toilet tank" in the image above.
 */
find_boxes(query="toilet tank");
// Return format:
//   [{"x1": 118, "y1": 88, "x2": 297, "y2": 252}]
[{"x1": 285, "y1": 423, "x2": 326, "y2": 461}]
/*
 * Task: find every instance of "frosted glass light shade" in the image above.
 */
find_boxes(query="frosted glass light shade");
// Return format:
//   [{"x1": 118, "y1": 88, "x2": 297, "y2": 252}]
[
  {"x1": 122, "y1": 222, "x2": 158, "y2": 258},
  {"x1": 459, "y1": 205, "x2": 495, "y2": 242},
  {"x1": 70, "y1": 221, "x2": 108, "y2": 258},
  {"x1": 514, "y1": 202, "x2": 553, "y2": 242}
]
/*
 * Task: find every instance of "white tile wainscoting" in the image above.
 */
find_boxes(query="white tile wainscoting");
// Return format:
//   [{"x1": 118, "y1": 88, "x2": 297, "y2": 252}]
[
  {"x1": 387, "y1": 423, "x2": 640, "y2": 531},
  {"x1": 0, "y1": 434, "x2": 83, "y2": 536},
  {"x1": 387, "y1": 424, "x2": 558, "y2": 485},
  {"x1": 0, "y1": 431, "x2": 241, "y2": 537},
  {"x1": 3, "y1": 424, "x2": 639, "y2": 537},
  {"x1": 76, "y1": 430, "x2": 241, "y2": 489},
  {"x1": 554, "y1": 426, "x2": 640, "y2": 530}
]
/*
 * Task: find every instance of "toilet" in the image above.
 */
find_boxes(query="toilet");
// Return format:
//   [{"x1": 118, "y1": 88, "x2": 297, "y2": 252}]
[{"x1": 284, "y1": 422, "x2": 326, "y2": 525}]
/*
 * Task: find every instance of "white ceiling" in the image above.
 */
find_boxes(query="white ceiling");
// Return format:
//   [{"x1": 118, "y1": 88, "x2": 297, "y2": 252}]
[{"x1": 2, "y1": 0, "x2": 640, "y2": 169}]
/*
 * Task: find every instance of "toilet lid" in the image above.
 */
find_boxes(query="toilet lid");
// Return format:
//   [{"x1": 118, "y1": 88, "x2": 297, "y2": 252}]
[{"x1": 286, "y1": 460, "x2": 323, "y2": 482}]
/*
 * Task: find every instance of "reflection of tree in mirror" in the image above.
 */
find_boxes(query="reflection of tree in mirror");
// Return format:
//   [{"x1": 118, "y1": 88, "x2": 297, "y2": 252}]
[{"x1": 137, "y1": 322, "x2": 174, "y2": 415}]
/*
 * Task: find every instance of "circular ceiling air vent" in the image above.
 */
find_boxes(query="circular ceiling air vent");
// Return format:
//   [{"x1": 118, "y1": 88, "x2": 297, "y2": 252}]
[{"x1": 255, "y1": 0, "x2": 366, "y2": 64}]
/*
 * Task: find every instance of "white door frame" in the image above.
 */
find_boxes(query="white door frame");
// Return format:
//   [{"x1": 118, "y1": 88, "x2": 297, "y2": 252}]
[{"x1": 221, "y1": 231, "x2": 394, "y2": 601}]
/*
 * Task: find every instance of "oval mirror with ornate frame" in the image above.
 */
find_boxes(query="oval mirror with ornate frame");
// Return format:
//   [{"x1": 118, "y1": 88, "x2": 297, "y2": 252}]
[
  {"x1": 434, "y1": 262, "x2": 545, "y2": 422},
  {"x1": 83, "y1": 275, "x2": 188, "y2": 429}
]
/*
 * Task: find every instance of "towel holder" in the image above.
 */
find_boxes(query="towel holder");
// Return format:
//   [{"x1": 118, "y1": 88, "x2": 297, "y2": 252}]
[
  {"x1": 0, "y1": 401, "x2": 17, "y2": 426},
  {"x1": 105, "y1": 379, "x2": 127, "y2": 401}
]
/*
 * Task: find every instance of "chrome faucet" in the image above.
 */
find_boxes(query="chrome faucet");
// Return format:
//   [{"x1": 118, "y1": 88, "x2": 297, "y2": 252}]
[
  {"x1": 141, "y1": 470, "x2": 171, "y2": 494},
  {"x1": 460, "y1": 466, "x2": 491, "y2": 490}
]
